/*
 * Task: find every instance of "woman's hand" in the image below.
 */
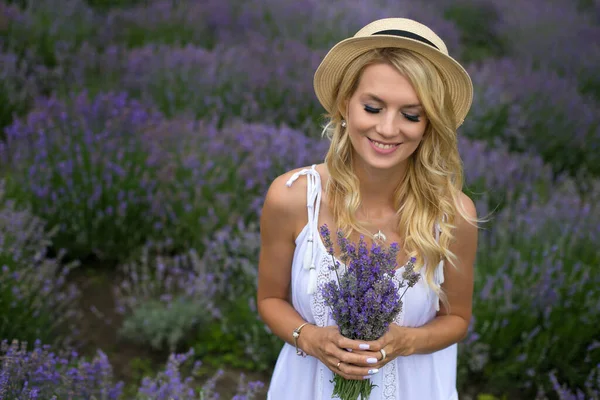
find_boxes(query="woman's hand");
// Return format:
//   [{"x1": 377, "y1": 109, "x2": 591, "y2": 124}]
[
  {"x1": 300, "y1": 325, "x2": 388, "y2": 381},
  {"x1": 357, "y1": 324, "x2": 424, "y2": 369}
]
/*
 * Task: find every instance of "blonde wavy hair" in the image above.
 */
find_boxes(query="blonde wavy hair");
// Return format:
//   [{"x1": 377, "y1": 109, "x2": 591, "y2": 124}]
[{"x1": 321, "y1": 48, "x2": 480, "y2": 308}]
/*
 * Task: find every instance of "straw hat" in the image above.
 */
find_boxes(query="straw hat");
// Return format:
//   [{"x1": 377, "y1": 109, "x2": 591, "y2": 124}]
[{"x1": 313, "y1": 18, "x2": 473, "y2": 128}]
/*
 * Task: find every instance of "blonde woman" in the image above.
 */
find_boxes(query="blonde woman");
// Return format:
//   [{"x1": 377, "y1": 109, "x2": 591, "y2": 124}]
[{"x1": 258, "y1": 18, "x2": 479, "y2": 400}]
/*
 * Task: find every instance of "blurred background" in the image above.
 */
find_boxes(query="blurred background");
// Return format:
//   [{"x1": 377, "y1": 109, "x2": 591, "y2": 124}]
[{"x1": 0, "y1": 0, "x2": 598, "y2": 399}]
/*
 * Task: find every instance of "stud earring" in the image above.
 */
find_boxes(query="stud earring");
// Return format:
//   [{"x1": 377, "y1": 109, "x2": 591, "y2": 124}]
[{"x1": 341, "y1": 120, "x2": 347, "y2": 128}]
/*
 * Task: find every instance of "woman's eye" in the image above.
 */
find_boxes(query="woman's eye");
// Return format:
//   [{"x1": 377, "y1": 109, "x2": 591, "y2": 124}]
[
  {"x1": 403, "y1": 113, "x2": 420, "y2": 122},
  {"x1": 364, "y1": 105, "x2": 381, "y2": 114}
]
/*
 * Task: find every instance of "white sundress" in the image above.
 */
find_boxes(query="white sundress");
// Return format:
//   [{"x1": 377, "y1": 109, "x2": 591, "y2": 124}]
[{"x1": 267, "y1": 165, "x2": 459, "y2": 400}]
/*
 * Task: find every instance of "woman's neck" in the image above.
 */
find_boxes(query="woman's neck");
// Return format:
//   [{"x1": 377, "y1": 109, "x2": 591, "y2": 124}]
[{"x1": 352, "y1": 159, "x2": 407, "y2": 218}]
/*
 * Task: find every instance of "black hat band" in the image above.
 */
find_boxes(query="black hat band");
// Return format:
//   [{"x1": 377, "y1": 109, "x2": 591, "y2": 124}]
[{"x1": 372, "y1": 29, "x2": 439, "y2": 50}]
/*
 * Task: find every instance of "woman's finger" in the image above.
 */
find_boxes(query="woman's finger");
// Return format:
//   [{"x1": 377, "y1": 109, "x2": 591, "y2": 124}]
[
  {"x1": 336, "y1": 360, "x2": 381, "y2": 380},
  {"x1": 328, "y1": 346, "x2": 384, "y2": 369}
]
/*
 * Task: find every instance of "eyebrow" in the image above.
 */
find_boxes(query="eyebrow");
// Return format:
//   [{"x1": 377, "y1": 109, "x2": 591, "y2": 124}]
[{"x1": 364, "y1": 93, "x2": 422, "y2": 109}]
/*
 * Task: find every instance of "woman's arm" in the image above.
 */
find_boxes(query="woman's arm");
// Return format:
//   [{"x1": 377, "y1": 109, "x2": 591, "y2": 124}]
[
  {"x1": 410, "y1": 191, "x2": 477, "y2": 353},
  {"x1": 256, "y1": 172, "x2": 309, "y2": 347}
]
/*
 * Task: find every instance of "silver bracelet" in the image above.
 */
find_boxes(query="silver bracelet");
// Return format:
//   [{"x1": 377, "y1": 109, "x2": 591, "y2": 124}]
[{"x1": 292, "y1": 322, "x2": 310, "y2": 357}]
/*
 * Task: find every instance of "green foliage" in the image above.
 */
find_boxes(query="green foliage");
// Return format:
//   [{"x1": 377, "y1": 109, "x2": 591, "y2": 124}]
[
  {"x1": 191, "y1": 225, "x2": 280, "y2": 372},
  {"x1": 85, "y1": 0, "x2": 146, "y2": 11},
  {"x1": 579, "y1": 73, "x2": 600, "y2": 103},
  {"x1": 121, "y1": 357, "x2": 162, "y2": 398},
  {"x1": 0, "y1": 75, "x2": 32, "y2": 136},
  {"x1": 477, "y1": 394, "x2": 507, "y2": 400},
  {"x1": 193, "y1": 298, "x2": 281, "y2": 372},
  {"x1": 1, "y1": 0, "x2": 102, "y2": 68},
  {"x1": 0, "y1": 180, "x2": 80, "y2": 347},
  {"x1": 465, "y1": 194, "x2": 600, "y2": 396},
  {"x1": 119, "y1": 296, "x2": 213, "y2": 353},
  {"x1": 444, "y1": 2, "x2": 506, "y2": 62},
  {"x1": 107, "y1": 2, "x2": 217, "y2": 50},
  {"x1": 115, "y1": 247, "x2": 220, "y2": 357}
]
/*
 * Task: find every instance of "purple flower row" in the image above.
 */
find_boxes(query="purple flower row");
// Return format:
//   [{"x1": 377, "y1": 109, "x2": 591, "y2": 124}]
[
  {"x1": 458, "y1": 179, "x2": 600, "y2": 395},
  {"x1": 464, "y1": 57, "x2": 600, "y2": 176},
  {"x1": 1, "y1": 86, "x2": 589, "y2": 261},
  {"x1": 100, "y1": 0, "x2": 462, "y2": 52},
  {"x1": 1, "y1": 91, "x2": 166, "y2": 260},
  {"x1": 4, "y1": 0, "x2": 598, "y2": 181},
  {"x1": 66, "y1": 39, "x2": 324, "y2": 130},
  {"x1": 490, "y1": 0, "x2": 600, "y2": 98},
  {"x1": 0, "y1": 339, "x2": 264, "y2": 399}
]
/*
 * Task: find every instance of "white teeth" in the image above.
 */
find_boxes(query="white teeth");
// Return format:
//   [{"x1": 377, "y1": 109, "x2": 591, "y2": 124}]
[{"x1": 371, "y1": 140, "x2": 397, "y2": 150}]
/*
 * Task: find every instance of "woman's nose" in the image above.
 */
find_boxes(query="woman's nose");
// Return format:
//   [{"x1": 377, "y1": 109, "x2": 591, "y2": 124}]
[{"x1": 376, "y1": 114, "x2": 398, "y2": 138}]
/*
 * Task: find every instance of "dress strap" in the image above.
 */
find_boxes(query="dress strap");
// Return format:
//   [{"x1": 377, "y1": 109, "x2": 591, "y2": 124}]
[{"x1": 285, "y1": 165, "x2": 322, "y2": 294}]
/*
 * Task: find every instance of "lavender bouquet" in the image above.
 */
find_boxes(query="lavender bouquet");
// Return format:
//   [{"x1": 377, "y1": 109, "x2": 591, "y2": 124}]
[{"x1": 319, "y1": 225, "x2": 421, "y2": 400}]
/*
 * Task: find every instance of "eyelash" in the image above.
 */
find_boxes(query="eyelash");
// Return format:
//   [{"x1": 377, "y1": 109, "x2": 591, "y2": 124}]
[{"x1": 363, "y1": 105, "x2": 421, "y2": 122}]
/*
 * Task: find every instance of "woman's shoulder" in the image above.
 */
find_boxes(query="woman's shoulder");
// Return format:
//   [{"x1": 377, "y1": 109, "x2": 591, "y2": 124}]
[
  {"x1": 456, "y1": 191, "x2": 477, "y2": 221},
  {"x1": 262, "y1": 165, "x2": 324, "y2": 231}
]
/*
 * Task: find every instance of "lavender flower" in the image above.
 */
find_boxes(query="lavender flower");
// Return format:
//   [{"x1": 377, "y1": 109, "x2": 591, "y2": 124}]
[
  {"x1": 0, "y1": 179, "x2": 81, "y2": 349},
  {"x1": 461, "y1": 173, "x2": 600, "y2": 396},
  {"x1": 2, "y1": 0, "x2": 104, "y2": 68},
  {"x1": 319, "y1": 224, "x2": 420, "y2": 400},
  {"x1": 1, "y1": 91, "x2": 166, "y2": 261},
  {"x1": 151, "y1": 119, "x2": 328, "y2": 252},
  {"x1": 0, "y1": 339, "x2": 124, "y2": 399},
  {"x1": 464, "y1": 58, "x2": 599, "y2": 176},
  {"x1": 0, "y1": 339, "x2": 265, "y2": 399}
]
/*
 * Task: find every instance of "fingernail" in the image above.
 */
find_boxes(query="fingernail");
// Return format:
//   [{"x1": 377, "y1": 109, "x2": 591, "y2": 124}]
[
  {"x1": 366, "y1": 357, "x2": 378, "y2": 364},
  {"x1": 359, "y1": 344, "x2": 370, "y2": 350},
  {"x1": 346, "y1": 348, "x2": 353, "y2": 352},
  {"x1": 368, "y1": 369, "x2": 379, "y2": 375},
  {"x1": 363, "y1": 376, "x2": 371, "y2": 380}
]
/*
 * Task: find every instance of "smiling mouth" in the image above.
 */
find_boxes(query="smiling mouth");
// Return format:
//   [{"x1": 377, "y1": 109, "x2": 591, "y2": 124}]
[{"x1": 368, "y1": 138, "x2": 401, "y2": 149}]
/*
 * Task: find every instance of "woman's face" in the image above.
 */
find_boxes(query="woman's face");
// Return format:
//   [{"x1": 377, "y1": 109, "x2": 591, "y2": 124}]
[{"x1": 345, "y1": 62, "x2": 428, "y2": 171}]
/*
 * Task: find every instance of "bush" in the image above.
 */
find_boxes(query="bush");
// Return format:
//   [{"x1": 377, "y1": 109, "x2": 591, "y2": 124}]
[
  {"x1": 459, "y1": 177, "x2": 600, "y2": 397},
  {"x1": 490, "y1": 0, "x2": 600, "y2": 101},
  {"x1": 443, "y1": 0, "x2": 506, "y2": 62},
  {"x1": 459, "y1": 136, "x2": 557, "y2": 211},
  {"x1": 135, "y1": 349, "x2": 264, "y2": 400},
  {"x1": 0, "y1": 179, "x2": 81, "y2": 348},
  {"x1": 114, "y1": 247, "x2": 219, "y2": 353},
  {"x1": 103, "y1": 0, "x2": 226, "y2": 49},
  {"x1": 150, "y1": 119, "x2": 328, "y2": 253},
  {"x1": 192, "y1": 223, "x2": 282, "y2": 372},
  {"x1": 464, "y1": 59, "x2": 599, "y2": 178},
  {"x1": 545, "y1": 366, "x2": 600, "y2": 400},
  {"x1": 115, "y1": 222, "x2": 282, "y2": 372},
  {"x1": 69, "y1": 39, "x2": 323, "y2": 130},
  {"x1": 0, "y1": 0, "x2": 104, "y2": 68},
  {"x1": 1, "y1": 91, "x2": 166, "y2": 261},
  {"x1": 0, "y1": 340, "x2": 264, "y2": 399},
  {"x1": 233, "y1": 0, "x2": 462, "y2": 53},
  {"x1": 0, "y1": 52, "x2": 38, "y2": 133}
]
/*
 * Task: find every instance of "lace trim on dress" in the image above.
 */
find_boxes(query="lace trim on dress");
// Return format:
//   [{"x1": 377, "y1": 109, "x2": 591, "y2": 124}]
[
  {"x1": 312, "y1": 253, "x2": 332, "y2": 398},
  {"x1": 383, "y1": 358, "x2": 398, "y2": 400}
]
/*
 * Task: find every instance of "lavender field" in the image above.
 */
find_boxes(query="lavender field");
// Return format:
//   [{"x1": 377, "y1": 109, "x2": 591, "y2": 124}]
[{"x1": 0, "y1": 0, "x2": 599, "y2": 399}]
